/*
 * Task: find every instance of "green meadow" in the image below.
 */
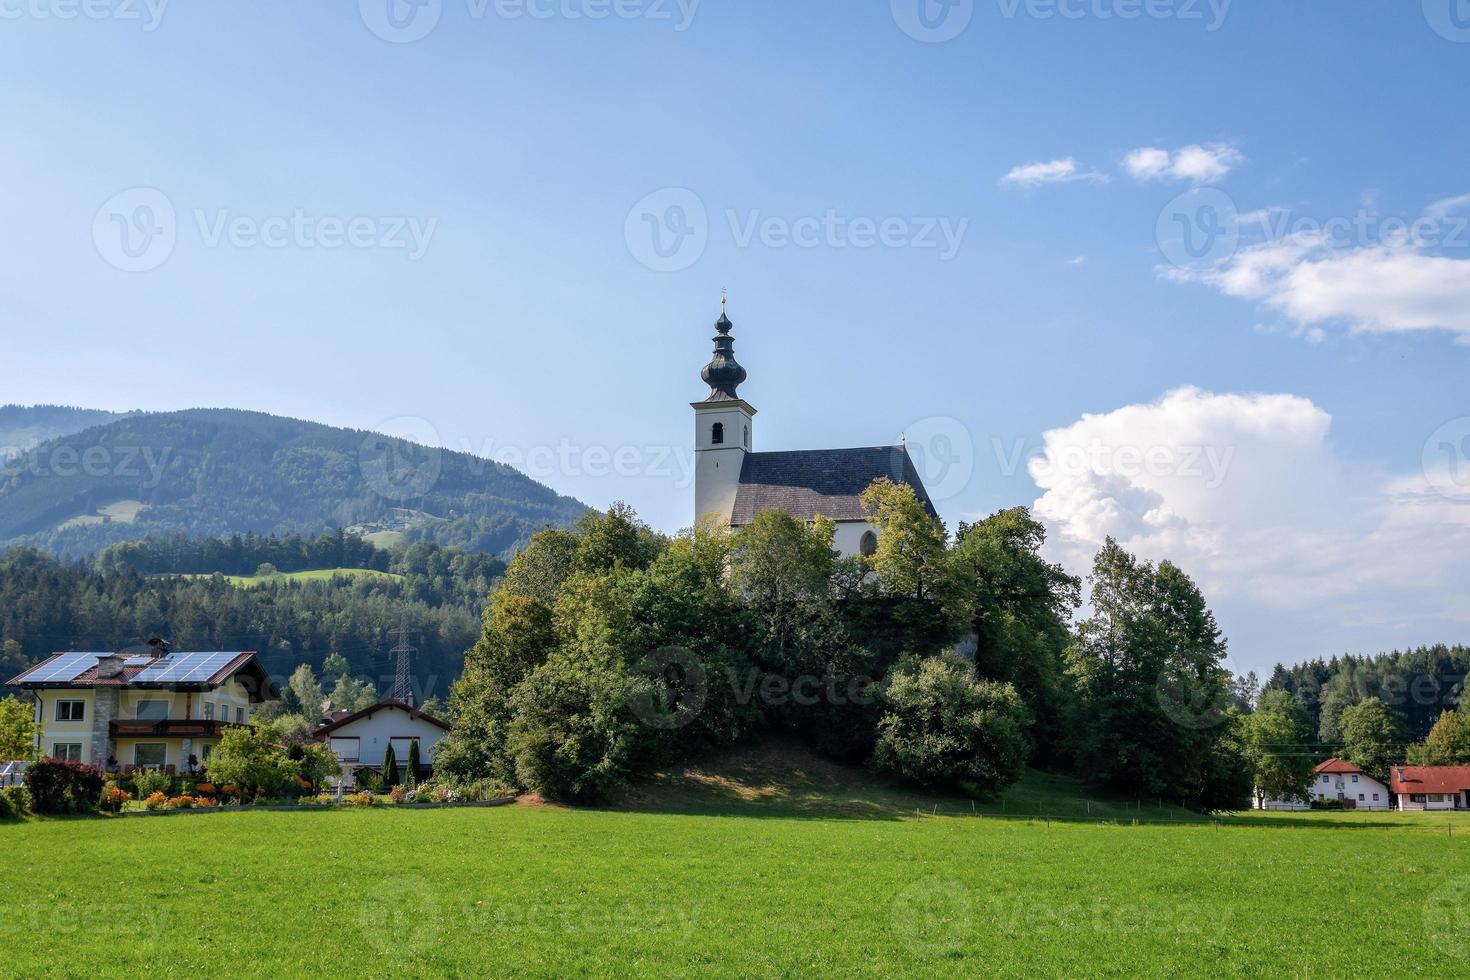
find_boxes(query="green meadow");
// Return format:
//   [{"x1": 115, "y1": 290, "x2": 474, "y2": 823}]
[
  {"x1": 174, "y1": 567, "x2": 403, "y2": 587},
  {"x1": 5, "y1": 760, "x2": 1470, "y2": 978}
]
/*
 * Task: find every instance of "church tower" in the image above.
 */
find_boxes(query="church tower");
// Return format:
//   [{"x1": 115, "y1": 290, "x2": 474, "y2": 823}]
[{"x1": 692, "y1": 303, "x2": 755, "y2": 526}]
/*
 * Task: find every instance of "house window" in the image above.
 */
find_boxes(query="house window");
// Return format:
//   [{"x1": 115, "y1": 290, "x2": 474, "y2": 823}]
[
  {"x1": 1358, "y1": 794, "x2": 1365, "y2": 801},
  {"x1": 1351, "y1": 774, "x2": 1358, "y2": 783},
  {"x1": 135, "y1": 700, "x2": 169, "y2": 721},
  {"x1": 1431, "y1": 793, "x2": 1445, "y2": 803},
  {"x1": 55, "y1": 700, "x2": 85, "y2": 722},
  {"x1": 52, "y1": 743, "x2": 82, "y2": 762},
  {"x1": 201, "y1": 744, "x2": 214, "y2": 762},
  {"x1": 711, "y1": 422, "x2": 724, "y2": 445},
  {"x1": 860, "y1": 531, "x2": 879, "y2": 558},
  {"x1": 1322, "y1": 775, "x2": 1330, "y2": 784},
  {"x1": 1413, "y1": 794, "x2": 1427, "y2": 803},
  {"x1": 239, "y1": 705, "x2": 248, "y2": 723},
  {"x1": 133, "y1": 744, "x2": 167, "y2": 769},
  {"x1": 329, "y1": 737, "x2": 361, "y2": 762},
  {"x1": 743, "y1": 425, "x2": 750, "y2": 449},
  {"x1": 390, "y1": 737, "x2": 420, "y2": 761},
  {"x1": 1372, "y1": 793, "x2": 1379, "y2": 801},
  {"x1": 203, "y1": 702, "x2": 215, "y2": 721}
]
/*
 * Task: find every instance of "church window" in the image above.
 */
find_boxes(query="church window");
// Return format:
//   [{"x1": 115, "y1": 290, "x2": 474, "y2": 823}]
[
  {"x1": 744, "y1": 425, "x2": 750, "y2": 449},
  {"x1": 860, "y1": 531, "x2": 878, "y2": 557},
  {"x1": 711, "y1": 422, "x2": 724, "y2": 445}
]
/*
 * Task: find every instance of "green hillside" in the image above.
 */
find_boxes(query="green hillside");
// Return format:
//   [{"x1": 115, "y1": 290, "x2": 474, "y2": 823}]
[
  {"x1": 0, "y1": 408, "x2": 590, "y2": 557},
  {"x1": 0, "y1": 404, "x2": 122, "y2": 458}
]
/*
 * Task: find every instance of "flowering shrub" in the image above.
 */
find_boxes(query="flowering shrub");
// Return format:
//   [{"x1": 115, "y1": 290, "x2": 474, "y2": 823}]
[
  {"x1": 389, "y1": 785, "x2": 407, "y2": 804},
  {"x1": 102, "y1": 784, "x2": 132, "y2": 813},
  {"x1": 144, "y1": 791, "x2": 169, "y2": 811},
  {"x1": 410, "y1": 786, "x2": 438, "y2": 804},
  {"x1": 195, "y1": 783, "x2": 217, "y2": 796},
  {"x1": 434, "y1": 786, "x2": 457, "y2": 804},
  {"x1": 349, "y1": 791, "x2": 374, "y2": 807}
]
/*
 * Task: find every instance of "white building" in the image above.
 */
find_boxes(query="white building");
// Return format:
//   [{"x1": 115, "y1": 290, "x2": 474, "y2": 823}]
[
  {"x1": 313, "y1": 700, "x2": 450, "y2": 785},
  {"x1": 692, "y1": 304, "x2": 936, "y2": 556},
  {"x1": 1308, "y1": 758, "x2": 1390, "y2": 810}
]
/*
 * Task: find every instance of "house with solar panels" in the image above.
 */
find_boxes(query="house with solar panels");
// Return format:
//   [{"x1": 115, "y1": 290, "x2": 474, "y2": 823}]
[
  {"x1": 692, "y1": 305, "x2": 937, "y2": 557},
  {"x1": 5, "y1": 639, "x2": 277, "y2": 771}
]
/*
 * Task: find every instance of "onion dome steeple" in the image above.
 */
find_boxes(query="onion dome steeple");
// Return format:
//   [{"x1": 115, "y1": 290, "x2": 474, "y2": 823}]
[{"x1": 700, "y1": 297, "x2": 747, "y2": 401}]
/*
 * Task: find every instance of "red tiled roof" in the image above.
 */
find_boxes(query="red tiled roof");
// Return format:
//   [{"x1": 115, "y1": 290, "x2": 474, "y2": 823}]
[
  {"x1": 1390, "y1": 766, "x2": 1470, "y2": 795},
  {"x1": 1314, "y1": 758, "x2": 1362, "y2": 775}
]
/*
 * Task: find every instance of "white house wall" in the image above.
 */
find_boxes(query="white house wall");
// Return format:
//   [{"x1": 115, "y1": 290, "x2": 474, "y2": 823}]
[{"x1": 325, "y1": 708, "x2": 447, "y2": 768}]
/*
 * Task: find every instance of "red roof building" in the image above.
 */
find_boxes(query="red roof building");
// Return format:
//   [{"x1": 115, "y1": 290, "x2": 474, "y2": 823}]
[{"x1": 1389, "y1": 766, "x2": 1470, "y2": 810}]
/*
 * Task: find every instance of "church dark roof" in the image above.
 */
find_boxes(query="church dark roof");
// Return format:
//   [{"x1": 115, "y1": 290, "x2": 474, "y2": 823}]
[{"x1": 730, "y1": 446, "x2": 937, "y2": 526}]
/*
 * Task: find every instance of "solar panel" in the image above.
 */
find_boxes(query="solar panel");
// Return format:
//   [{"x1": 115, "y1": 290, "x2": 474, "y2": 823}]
[
  {"x1": 17, "y1": 652, "x2": 106, "y2": 684},
  {"x1": 124, "y1": 656, "x2": 154, "y2": 667},
  {"x1": 132, "y1": 652, "x2": 240, "y2": 685}
]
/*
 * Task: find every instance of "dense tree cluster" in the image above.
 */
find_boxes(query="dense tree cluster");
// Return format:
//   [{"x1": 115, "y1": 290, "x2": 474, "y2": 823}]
[
  {"x1": 0, "y1": 537, "x2": 490, "y2": 697},
  {"x1": 437, "y1": 482, "x2": 1251, "y2": 809},
  {"x1": 1265, "y1": 645, "x2": 1470, "y2": 741}
]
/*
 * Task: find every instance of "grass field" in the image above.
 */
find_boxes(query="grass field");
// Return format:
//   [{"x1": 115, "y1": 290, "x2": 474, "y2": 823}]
[
  {"x1": 175, "y1": 567, "x2": 403, "y2": 587},
  {"x1": 6, "y1": 747, "x2": 1470, "y2": 977},
  {"x1": 56, "y1": 499, "x2": 147, "y2": 530}
]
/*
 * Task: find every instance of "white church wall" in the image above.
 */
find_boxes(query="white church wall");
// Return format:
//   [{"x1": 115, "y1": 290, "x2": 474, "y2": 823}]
[{"x1": 831, "y1": 520, "x2": 877, "y2": 559}]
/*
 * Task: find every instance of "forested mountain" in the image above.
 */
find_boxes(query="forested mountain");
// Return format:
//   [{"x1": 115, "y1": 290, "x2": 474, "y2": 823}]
[
  {"x1": 1264, "y1": 645, "x2": 1470, "y2": 741},
  {"x1": 0, "y1": 404, "x2": 123, "y2": 457},
  {"x1": 0, "y1": 536, "x2": 501, "y2": 697},
  {"x1": 0, "y1": 408, "x2": 589, "y2": 557}
]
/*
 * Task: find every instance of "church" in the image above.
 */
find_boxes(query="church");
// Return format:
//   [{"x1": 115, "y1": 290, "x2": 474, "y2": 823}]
[{"x1": 692, "y1": 305, "x2": 937, "y2": 557}]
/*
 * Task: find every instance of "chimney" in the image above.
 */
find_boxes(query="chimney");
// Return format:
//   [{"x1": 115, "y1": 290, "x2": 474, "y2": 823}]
[
  {"x1": 147, "y1": 637, "x2": 170, "y2": 658},
  {"x1": 95, "y1": 655, "x2": 126, "y2": 679}
]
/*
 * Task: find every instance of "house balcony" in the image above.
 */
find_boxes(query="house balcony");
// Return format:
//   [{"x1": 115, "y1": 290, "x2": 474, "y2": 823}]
[{"x1": 109, "y1": 719, "x2": 243, "y2": 739}]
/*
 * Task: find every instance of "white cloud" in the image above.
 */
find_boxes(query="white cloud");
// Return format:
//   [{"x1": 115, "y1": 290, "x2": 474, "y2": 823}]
[
  {"x1": 1166, "y1": 225, "x2": 1470, "y2": 339},
  {"x1": 1029, "y1": 387, "x2": 1470, "y2": 666},
  {"x1": 1125, "y1": 143, "x2": 1242, "y2": 183},
  {"x1": 999, "y1": 158, "x2": 1108, "y2": 188}
]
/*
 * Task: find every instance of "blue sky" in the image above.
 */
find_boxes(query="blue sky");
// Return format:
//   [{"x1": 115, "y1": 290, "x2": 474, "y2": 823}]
[{"x1": 2, "y1": 1, "x2": 1468, "y2": 673}]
